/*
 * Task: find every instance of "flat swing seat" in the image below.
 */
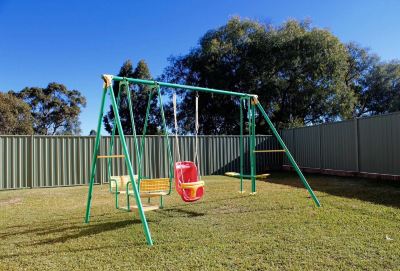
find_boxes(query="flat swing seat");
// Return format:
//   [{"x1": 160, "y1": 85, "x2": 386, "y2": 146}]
[{"x1": 224, "y1": 172, "x2": 270, "y2": 179}]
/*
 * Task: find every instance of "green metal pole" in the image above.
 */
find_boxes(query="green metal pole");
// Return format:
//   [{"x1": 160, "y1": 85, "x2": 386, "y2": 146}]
[
  {"x1": 125, "y1": 80, "x2": 142, "y2": 184},
  {"x1": 108, "y1": 82, "x2": 153, "y2": 246},
  {"x1": 239, "y1": 98, "x2": 244, "y2": 193},
  {"x1": 108, "y1": 89, "x2": 121, "y2": 208},
  {"x1": 109, "y1": 75, "x2": 253, "y2": 98},
  {"x1": 156, "y1": 85, "x2": 174, "y2": 194},
  {"x1": 138, "y1": 89, "x2": 154, "y2": 183},
  {"x1": 85, "y1": 86, "x2": 107, "y2": 223},
  {"x1": 250, "y1": 101, "x2": 256, "y2": 194},
  {"x1": 255, "y1": 99, "x2": 321, "y2": 207},
  {"x1": 107, "y1": 89, "x2": 122, "y2": 192}
]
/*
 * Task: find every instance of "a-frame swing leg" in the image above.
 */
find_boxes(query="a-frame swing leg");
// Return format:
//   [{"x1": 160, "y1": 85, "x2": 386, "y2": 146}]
[
  {"x1": 239, "y1": 98, "x2": 245, "y2": 193},
  {"x1": 254, "y1": 98, "x2": 321, "y2": 207},
  {"x1": 123, "y1": 79, "x2": 141, "y2": 211},
  {"x1": 249, "y1": 100, "x2": 257, "y2": 195},
  {"x1": 85, "y1": 76, "x2": 153, "y2": 245},
  {"x1": 108, "y1": 81, "x2": 153, "y2": 245},
  {"x1": 156, "y1": 85, "x2": 174, "y2": 194},
  {"x1": 85, "y1": 86, "x2": 108, "y2": 223},
  {"x1": 125, "y1": 80, "x2": 142, "y2": 180},
  {"x1": 107, "y1": 88, "x2": 121, "y2": 210}
]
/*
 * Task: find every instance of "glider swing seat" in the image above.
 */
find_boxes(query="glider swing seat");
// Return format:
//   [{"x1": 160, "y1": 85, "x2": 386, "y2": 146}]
[
  {"x1": 85, "y1": 74, "x2": 321, "y2": 246},
  {"x1": 104, "y1": 79, "x2": 174, "y2": 212}
]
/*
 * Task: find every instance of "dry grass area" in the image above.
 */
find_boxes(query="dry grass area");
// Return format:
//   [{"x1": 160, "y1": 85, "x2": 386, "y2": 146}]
[{"x1": 0, "y1": 173, "x2": 399, "y2": 270}]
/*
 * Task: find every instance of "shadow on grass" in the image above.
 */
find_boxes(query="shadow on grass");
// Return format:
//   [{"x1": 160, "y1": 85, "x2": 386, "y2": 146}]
[
  {"x1": 0, "y1": 213, "x2": 123, "y2": 238},
  {"x1": 266, "y1": 172, "x2": 400, "y2": 209},
  {"x1": 159, "y1": 208, "x2": 206, "y2": 218},
  {"x1": 1, "y1": 218, "x2": 144, "y2": 245},
  {"x1": 0, "y1": 244, "x2": 130, "y2": 260},
  {"x1": 32, "y1": 219, "x2": 142, "y2": 245},
  {"x1": 0, "y1": 223, "x2": 85, "y2": 239},
  {"x1": 165, "y1": 195, "x2": 247, "y2": 210}
]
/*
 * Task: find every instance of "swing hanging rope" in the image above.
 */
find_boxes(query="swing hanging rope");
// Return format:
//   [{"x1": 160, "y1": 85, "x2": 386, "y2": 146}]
[
  {"x1": 173, "y1": 92, "x2": 201, "y2": 177},
  {"x1": 173, "y1": 92, "x2": 185, "y2": 182},
  {"x1": 194, "y1": 92, "x2": 201, "y2": 177},
  {"x1": 173, "y1": 92, "x2": 182, "y2": 163}
]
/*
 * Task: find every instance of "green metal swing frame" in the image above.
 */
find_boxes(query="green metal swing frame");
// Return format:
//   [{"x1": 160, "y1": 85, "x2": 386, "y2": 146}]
[
  {"x1": 106, "y1": 80, "x2": 174, "y2": 211},
  {"x1": 84, "y1": 74, "x2": 321, "y2": 246}
]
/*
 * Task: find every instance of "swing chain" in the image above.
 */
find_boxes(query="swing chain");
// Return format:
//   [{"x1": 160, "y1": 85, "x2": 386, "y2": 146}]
[{"x1": 194, "y1": 92, "x2": 201, "y2": 177}]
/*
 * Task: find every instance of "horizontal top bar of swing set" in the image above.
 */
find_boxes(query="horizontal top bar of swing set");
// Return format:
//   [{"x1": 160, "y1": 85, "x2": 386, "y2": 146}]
[{"x1": 108, "y1": 75, "x2": 257, "y2": 99}]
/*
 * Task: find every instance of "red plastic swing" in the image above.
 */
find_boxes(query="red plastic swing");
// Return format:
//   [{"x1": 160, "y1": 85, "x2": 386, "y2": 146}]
[
  {"x1": 173, "y1": 92, "x2": 204, "y2": 202},
  {"x1": 174, "y1": 161, "x2": 204, "y2": 202}
]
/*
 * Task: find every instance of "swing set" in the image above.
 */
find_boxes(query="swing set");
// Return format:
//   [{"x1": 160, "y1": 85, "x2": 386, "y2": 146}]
[{"x1": 84, "y1": 74, "x2": 321, "y2": 246}]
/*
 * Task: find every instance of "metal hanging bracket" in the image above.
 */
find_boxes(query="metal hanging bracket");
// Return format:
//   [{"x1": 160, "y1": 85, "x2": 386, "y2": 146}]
[{"x1": 102, "y1": 74, "x2": 113, "y2": 88}]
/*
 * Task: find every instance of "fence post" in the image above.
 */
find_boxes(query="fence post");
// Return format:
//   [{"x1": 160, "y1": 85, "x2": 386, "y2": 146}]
[
  {"x1": 355, "y1": 118, "x2": 360, "y2": 173},
  {"x1": 28, "y1": 135, "x2": 34, "y2": 189},
  {"x1": 319, "y1": 124, "x2": 322, "y2": 170},
  {"x1": 292, "y1": 129, "x2": 296, "y2": 165}
]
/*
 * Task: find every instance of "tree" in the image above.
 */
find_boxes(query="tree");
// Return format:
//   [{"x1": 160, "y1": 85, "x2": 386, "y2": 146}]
[
  {"x1": 62, "y1": 119, "x2": 82, "y2": 135},
  {"x1": 0, "y1": 92, "x2": 33, "y2": 134},
  {"x1": 103, "y1": 60, "x2": 160, "y2": 135},
  {"x1": 345, "y1": 43, "x2": 400, "y2": 116},
  {"x1": 163, "y1": 18, "x2": 356, "y2": 134},
  {"x1": 359, "y1": 61, "x2": 400, "y2": 115},
  {"x1": 17, "y1": 83, "x2": 86, "y2": 135},
  {"x1": 89, "y1": 129, "x2": 97, "y2": 136}
]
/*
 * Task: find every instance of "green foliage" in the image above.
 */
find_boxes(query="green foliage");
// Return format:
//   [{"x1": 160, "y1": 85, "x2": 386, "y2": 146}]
[
  {"x1": 89, "y1": 129, "x2": 97, "y2": 136},
  {"x1": 163, "y1": 17, "x2": 355, "y2": 134},
  {"x1": 16, "y1": 83, "x2": 86, "y2": 135},
  {"x1": 0, "y1": 92, "x2": 33, "y2": 134},
  {"x1": 103, "y1": 60, "x2": 161, "y2": 135},
  {"x1": 346, "y1": 43, "x2": 400, "y2": 117},
  {"x1": 363, "y1": 61, "x2": 400, "y2": 114}
]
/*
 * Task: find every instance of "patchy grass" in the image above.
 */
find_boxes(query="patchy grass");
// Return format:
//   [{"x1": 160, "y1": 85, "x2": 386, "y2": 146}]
[{"x1": 0, "y1": 173, "x2": 399, "y2": 270}]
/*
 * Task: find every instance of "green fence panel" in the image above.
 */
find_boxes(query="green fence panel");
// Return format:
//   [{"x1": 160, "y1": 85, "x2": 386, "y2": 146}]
[
  {"x1": 358, "y1": 113, "x2": 400, "y2": 175},
  {"x1": 0, "y1": 135, "x2": 280, "y2": 190},
  {"x1": 282, "y1": 112, "x2": 400, "y2": 176}
]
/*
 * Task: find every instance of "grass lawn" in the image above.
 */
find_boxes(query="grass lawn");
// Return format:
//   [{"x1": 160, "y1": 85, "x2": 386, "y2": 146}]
[{"x1": 0, "y1": 173, "x2": 399, "y2": 270}]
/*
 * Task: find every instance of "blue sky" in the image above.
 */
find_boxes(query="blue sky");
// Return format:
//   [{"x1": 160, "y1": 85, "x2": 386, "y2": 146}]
[{"x1": 1, "y1": 0, "x2": 399, "y2": 135}]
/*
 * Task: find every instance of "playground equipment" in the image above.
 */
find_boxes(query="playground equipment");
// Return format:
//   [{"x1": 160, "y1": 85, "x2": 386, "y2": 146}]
[
  {"x1": 85, "y1": 74, "x2": 321, "y2": 246},
  {"x1": 96, "y1": 78, "x2": 173, "y2": 215},
  {"x1": 224, "y1": 172, "x2": 270, "y2": 179},
  {"x1": 224, "y1": 98, "x2": 277, "y2": 183},
  {"x1": 175, "y1": 161, "x2": 204, "y2": 202},
  {"x1": 173, "y1": 92, "x2": 204, "y2": 202}
]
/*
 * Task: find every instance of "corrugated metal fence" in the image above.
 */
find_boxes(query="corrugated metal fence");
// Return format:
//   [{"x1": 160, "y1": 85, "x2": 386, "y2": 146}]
[
  {"x1": 0, "y1": 135, "x2": 281, "y2": 190},
  {"x1": 281, "y1": 112, "x2": 400, "y2": 177},
  {"x1": 2, "y1": 112, "x2": 398, "y2": 190}
]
